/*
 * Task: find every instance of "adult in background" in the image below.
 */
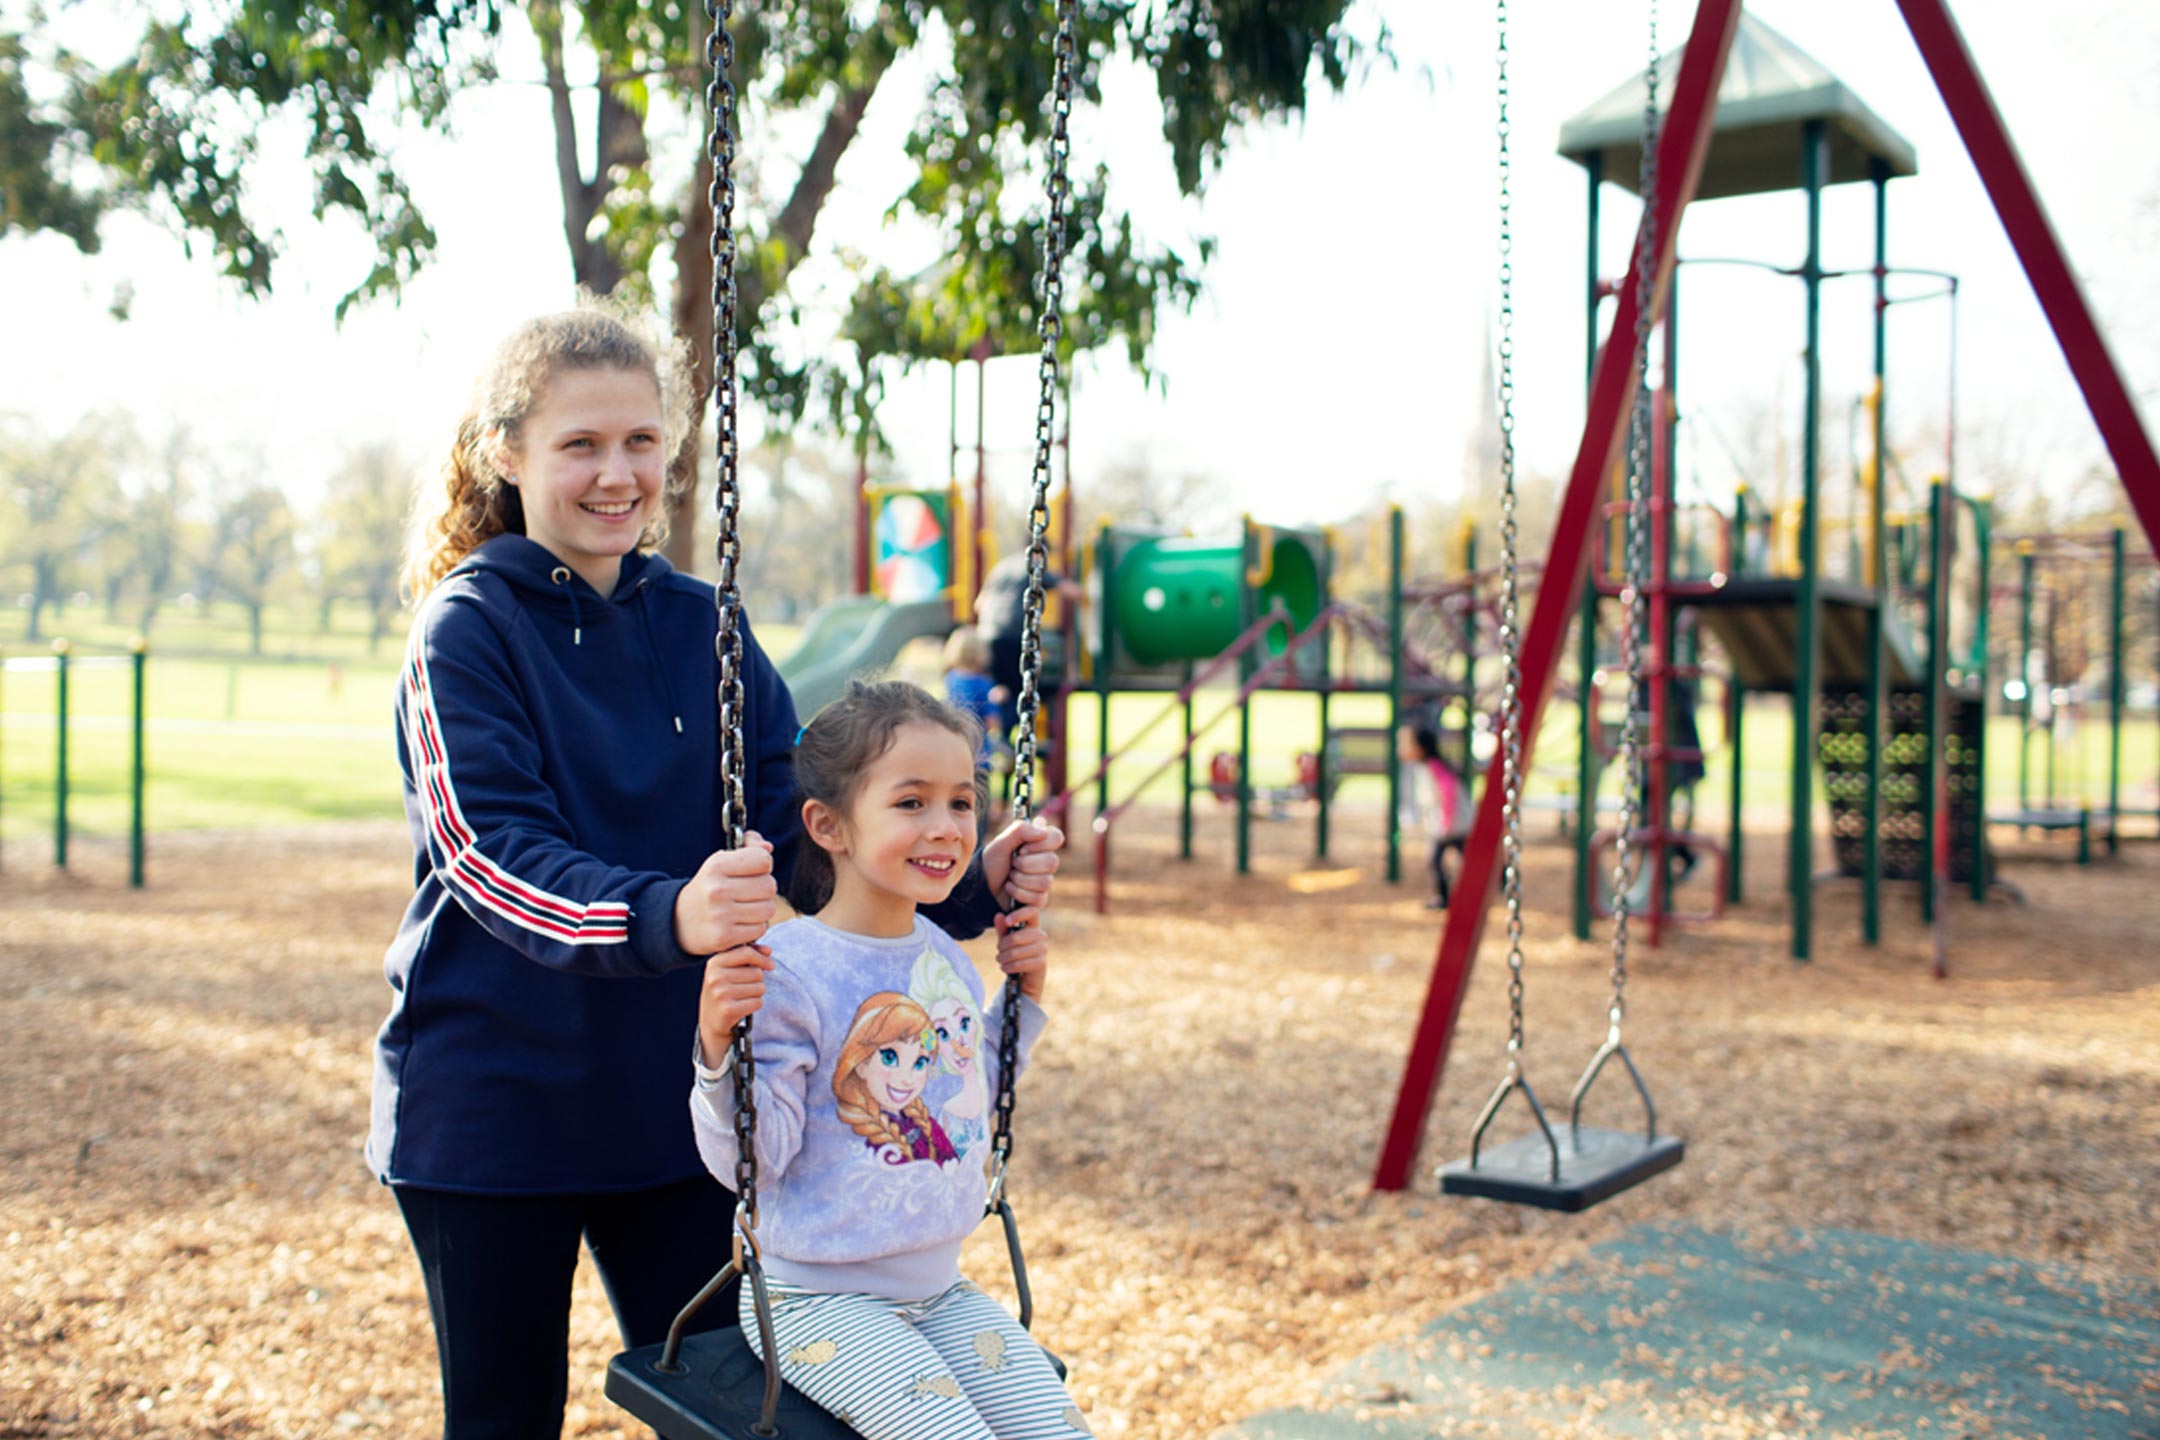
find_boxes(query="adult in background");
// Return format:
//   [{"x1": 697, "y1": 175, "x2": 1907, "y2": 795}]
[{"x1": 374, "y1": 305, "x2": 1062, "y2": 1439}]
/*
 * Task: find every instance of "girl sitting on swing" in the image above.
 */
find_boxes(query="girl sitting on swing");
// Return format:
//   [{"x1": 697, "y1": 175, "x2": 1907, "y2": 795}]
[{"x1": 692, "y1": 679, "x2": 1089, "y2": 1439}]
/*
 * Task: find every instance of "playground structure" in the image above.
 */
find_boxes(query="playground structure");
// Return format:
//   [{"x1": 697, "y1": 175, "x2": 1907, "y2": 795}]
[
  {"x1": 1044, "y1": 509, "x2": 1500, "y2": 914},
  {"x1": 0, "y1": 637, "x2": 150, "y2": 887},
  {"x1": 1375, "y1": 0, "x2": 2160, "y2": 1193}
]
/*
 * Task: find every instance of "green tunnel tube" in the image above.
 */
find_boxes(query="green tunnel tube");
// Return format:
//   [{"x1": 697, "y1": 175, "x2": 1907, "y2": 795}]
[{"x1": 1110, "y1": 534, "x2": 1324, "y2": 667}]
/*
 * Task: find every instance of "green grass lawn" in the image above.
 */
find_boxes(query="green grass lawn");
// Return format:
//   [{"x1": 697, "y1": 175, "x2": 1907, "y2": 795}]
[{"x1": 5, "y1": 601, "x2": 2154, "y2": 845}]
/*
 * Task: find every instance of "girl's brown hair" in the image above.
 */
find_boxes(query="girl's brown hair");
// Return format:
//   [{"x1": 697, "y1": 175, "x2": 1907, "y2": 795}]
[
  {"x1": 788, "y1": 678, "x2": 984, "y2": 915},
  {"x1": 402, "y1": 302, "x2": 690, "y2": 598}
]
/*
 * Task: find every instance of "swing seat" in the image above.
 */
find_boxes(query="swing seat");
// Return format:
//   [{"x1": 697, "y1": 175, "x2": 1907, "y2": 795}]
[
  {"x1": 605, "y1": 1317, "x2": 1068, "y2": 1439},
  {"x1": 606, "y1": 1327, "x2": 861, "y2": 1440},
  {"x1": 1440, "y1": 1125, "x2": 1684, "y2": 1213}
]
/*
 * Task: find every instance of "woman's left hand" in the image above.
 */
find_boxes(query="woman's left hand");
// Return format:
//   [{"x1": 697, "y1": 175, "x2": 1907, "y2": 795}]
[{"x1": 982, "y1": 818, "x2": 1064, "y2": 910}]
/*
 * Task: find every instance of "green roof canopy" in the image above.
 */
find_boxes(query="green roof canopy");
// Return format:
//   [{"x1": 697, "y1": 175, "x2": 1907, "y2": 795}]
[{"x1": 1557, "y1": 14, "x2": 1917, "y2": 199}]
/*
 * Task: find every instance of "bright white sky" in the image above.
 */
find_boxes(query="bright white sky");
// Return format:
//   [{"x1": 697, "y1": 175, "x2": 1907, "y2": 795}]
[{"x1": 5, "y1": 0, "x2": 2157, "y2": 540}]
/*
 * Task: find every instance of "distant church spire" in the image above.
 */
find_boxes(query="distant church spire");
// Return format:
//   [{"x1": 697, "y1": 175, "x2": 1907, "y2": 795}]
[{"x1": 1463, "y1": 306, "x2": 1504, "y2": 496}]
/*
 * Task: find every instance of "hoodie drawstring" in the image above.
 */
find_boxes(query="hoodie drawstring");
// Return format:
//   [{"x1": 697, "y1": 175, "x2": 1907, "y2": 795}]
[
  {"x1": 635, "y1": 582, "x2": 687, "y2": 735},
  {"x1": 549, "y1": 566, "x2": 584, "y2": 645}
]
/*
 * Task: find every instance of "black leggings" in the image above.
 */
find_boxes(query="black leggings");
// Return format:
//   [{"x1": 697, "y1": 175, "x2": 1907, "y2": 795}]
[{"x1": 395, "y1": 1175, "x2": 739, "y2": 1439}]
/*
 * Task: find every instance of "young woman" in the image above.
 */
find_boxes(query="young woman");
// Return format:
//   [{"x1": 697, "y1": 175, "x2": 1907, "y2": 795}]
[
  {"x1": 374, "y1": 306, "x2": 1062, "y2": 1437},
  {"x1": 692, "y1": 680, "x2": 1088, "y2": 1439}
]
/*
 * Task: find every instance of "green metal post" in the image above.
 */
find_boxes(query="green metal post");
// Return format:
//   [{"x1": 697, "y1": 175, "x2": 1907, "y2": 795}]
[
  {"x1": 1575, "y1": 154, "x2": 1604, "y2": 940},
  {"x1": 2109, "y1": 527, "x2": 2125, "y2": 852},
  {"x1": 53, "y1": 639, "x2": 70, "y2": 869},
  {"x1": 1727, "y1": 676, "x2": 1746, "y2": 903},
  {"x1": 1928, "y1": 476, "x2": 1953, "y2": 973},
  {"x1": 2044, "y1": 584, "x2": 2058, "y2": 810},
  {"x1": 1386, "y1": 506, "x2": 1405, "y2": 883},
  {"x1": 2018, "y1": 545, "x2": 2035, "y2": 810},
  {"x1": 1236, "y1": 691, "x2": 1253, "y2": 875},
  {"x1": 1862, "y1": 162, "x2": 1890, "y2": 945},
  {"x1": 1180, "y1": 661, "x2": 1195, "y2": 859},
  {"x1": 130, "y1": 640, "x2": 147, "y2": 888},
  {"x1": 1316, "y1": 688, "x2": 1332, "y2": 860},
  {"x1": 1970, "y1": 496, "x2": 1993, "y2": 900},
  {"x1": 1661, "y1": 269, "x2": 1683, "y2": 915},
  {"x1": 1792, "y1": 118, "x2": 1828, "y2": 960},
  {"x1": 1459, "y1": 526, "x2": 1478, "y2": 782}
]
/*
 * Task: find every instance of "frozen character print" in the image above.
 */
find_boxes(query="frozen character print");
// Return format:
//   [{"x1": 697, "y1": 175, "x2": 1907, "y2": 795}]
[
  {"x1": 833, "y1": 992, "x2": 958, "y2": 1167},
  {"x1": 908, "y1": 947, "x2": 988, "y2": 1152}
]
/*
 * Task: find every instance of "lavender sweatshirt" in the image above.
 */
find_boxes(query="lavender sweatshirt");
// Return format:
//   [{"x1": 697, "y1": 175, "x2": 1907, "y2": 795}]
[{"x1": 690, "y1": 914, "x2": 1046, "y2": 1300}]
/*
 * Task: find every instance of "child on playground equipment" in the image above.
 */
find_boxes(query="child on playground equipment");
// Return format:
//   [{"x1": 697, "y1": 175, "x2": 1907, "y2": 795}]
[
  {"x1": 692, "y1": 679, "x2": 1088, "y2": 1439},
  {"x1": 1399, "y1": 722, "x2": 1469, "y2": 910},
  {"x1": 372, "y1": 305, "x2": 1062, "y2": 1439},
  {"x1": 944, "y1": 625, "x2": 1013, "y2": 783}
]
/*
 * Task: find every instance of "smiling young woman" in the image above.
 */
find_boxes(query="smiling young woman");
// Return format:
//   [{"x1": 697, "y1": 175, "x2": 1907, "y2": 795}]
[{"x1": 376, "y1": 306, "x2": 1066, "y2": 1438}]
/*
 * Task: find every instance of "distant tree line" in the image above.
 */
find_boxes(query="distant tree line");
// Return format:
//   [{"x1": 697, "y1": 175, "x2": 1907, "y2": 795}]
[{"x1": 0, "y1": 413, "x2": 412, "y2": 655}]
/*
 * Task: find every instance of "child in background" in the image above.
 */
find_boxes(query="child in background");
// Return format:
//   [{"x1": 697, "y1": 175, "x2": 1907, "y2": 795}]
[
  {"x1": 1398, "y1": 722, "x2": 1470, "y2": 910},
  {"x1": 944, "y1": 626, "x2": 1013, "y2": 821},
  {"x1": 690, "y1": 680, "x2": 1087, "y2": 1439}
]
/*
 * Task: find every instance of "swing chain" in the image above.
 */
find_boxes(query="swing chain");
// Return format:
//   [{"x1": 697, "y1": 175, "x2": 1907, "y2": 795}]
[
  {"x1": 1609, "y1": 0, "x2": 1662, "y2": 1040},
  {"x1": 990, "y1": 0, "x2": 1077, "y2": 1189},
  {"x1": 1492, "y1": 0, "x2": 1528, "y2": 1070},
  {"x1": 704, "y1": 0, "x2": 760, "y2": 1226}
]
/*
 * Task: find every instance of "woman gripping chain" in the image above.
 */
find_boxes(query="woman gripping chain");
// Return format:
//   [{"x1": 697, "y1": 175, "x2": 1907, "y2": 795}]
[{"x1": 371, "y1": 304, "x2": 1062, "y2": 1438}]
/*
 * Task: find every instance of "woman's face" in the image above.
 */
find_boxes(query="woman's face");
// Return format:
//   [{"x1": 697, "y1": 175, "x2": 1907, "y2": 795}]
[
  {"x1": 854, "y1": 1032, "x2": 933, "y2": 1112},
  {"x1": 499, "y1": 366, "x2": 665, "y2": 596},
  {"x1": 929, "y1": 997, "x2": 976, "y2": 1074}
]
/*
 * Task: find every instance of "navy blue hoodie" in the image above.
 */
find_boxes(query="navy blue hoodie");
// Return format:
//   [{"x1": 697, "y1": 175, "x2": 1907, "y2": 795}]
[{"x1": 369, "y1": 534, "x2": 998, "y2": 1194}]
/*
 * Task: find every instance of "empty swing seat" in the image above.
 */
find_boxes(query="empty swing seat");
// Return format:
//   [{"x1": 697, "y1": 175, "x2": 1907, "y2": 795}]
[
  {"x1": 1441, "y1": 1126, "x2": 1685, "y2": 1213},
  {"x1": 607, "y1": 1327, "x2": 862, "y2": 1440}
]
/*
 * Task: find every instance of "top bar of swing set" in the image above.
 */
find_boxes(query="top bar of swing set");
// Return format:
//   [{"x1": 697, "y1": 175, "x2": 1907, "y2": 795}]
[{"x1": 1375, "y1": 0, "x2": 2160, "y2": 1193}]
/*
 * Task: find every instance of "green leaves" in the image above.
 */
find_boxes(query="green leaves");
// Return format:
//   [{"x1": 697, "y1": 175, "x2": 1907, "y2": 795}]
[{"x1": 26, "y1": 0, "x2": 1374, "y2": 437}]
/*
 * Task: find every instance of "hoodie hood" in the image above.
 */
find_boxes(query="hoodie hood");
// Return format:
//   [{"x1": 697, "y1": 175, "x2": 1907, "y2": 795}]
[{"x1": 457, "y1": 533, "x2": 676, "y2": 605}]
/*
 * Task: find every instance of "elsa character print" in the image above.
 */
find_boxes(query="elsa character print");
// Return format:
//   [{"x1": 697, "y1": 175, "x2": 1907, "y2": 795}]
[
  {"x1": 909, "y1": 947, "x2": 988, "y2": 1152},
  {"x1": 833, "y1": 992, "x2": 957, "y2": 1166}
]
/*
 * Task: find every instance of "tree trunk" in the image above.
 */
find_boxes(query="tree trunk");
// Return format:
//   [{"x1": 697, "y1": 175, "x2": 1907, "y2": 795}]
[
  {"x1": 247, "y1": 603, "x2": 264, "y2": 656},
  {"x1": 534, "y1": 2, "x2": 642, "y2": 296},
  {"x1": 664, "y1": 142, "x2": 716, "y2": 576},
  {"x1": 662, "y1": 41, "x2": 895, "y2": 576}
]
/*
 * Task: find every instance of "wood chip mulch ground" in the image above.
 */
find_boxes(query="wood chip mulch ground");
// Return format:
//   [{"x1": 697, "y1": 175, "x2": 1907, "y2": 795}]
[{"x1": 3, "y1": 809, "x2": 2155, "y2": 1437}]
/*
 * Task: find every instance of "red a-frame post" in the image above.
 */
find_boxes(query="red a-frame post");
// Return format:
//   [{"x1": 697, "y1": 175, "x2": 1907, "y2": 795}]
[{"x1": 1373, "y1": 0, "x2": 2160, "y2": 1192}]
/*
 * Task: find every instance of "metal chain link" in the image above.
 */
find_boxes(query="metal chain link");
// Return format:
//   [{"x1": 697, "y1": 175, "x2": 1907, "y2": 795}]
[
  {"x1": 703, "y1": 0, "x2": 760, "y2": 1228},
  {"x1": 989, "y1": 0, "x2": 1077, "y2": 1194},
  {"x1": 1608, "y1": 0, "x2": 1662, "y2": 1042},
  {"x1": 1492, "y1": 0, "x2": 1529, "y2": 1074}
]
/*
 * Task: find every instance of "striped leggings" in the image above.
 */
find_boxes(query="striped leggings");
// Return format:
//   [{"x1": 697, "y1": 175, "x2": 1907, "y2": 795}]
[{"x1": 738, "y1": 1277, "x2": 1089, "y2": 1439}]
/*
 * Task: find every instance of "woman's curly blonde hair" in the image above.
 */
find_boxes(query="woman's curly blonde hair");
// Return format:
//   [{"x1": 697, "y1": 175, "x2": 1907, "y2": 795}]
[{"x1": 402, "y1": 300, "x2": 692, "y2": 598}]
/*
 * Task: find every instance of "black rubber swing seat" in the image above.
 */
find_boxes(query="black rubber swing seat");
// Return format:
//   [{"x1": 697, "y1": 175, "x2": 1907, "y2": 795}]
[
  {"x1": 1439, "y1": 1125, "x2": 1685, "y2": 1213},
  {"x1": 607, "y1": 1326, "x2": 860, "y2": 1440},
  {"x1": 1439, "y1": 1041, "x2": 1684, "y2": 1213}
]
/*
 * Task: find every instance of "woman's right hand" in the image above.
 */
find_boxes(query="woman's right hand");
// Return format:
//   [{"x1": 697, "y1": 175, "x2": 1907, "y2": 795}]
[
  {"x1": 674, "y1": 831, "x2": 777, "y2": 956},
  {"x1": 699, "y1": 942, "x2": 774, "y2": 1062}
]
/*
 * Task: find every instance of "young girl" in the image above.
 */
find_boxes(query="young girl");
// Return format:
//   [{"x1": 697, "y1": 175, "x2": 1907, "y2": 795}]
[
  {"x1": 691, "y1": 680, "x2": 1088, "y2": 1438},
  {"x1": 1399, "y1": 722, "x2": 1470, "y2": 909},
  {"x1": 374, "y1": 305, "x2": 1063, "y2": 1438}
]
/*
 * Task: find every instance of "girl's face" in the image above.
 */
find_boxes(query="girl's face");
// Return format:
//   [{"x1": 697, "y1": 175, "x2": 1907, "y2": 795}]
[
  {"x1": 819, "y1": 721, "x2": 979, "y2": 935},
  {"x1": 499, "y1": 366, "x2": 665, "y2": 596},
  {"x1": 929, "y1": 996, "x2": 976, "y2": 1074},
  {"x1": 854, "y1": 1032, "x2": 933, "y2": 1112}
]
